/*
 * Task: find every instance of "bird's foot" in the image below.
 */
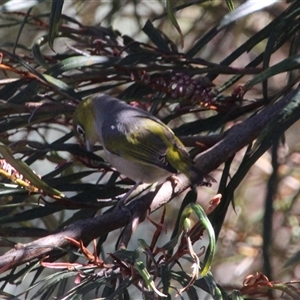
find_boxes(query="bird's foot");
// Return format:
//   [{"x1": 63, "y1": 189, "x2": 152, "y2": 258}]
[
  {"x1": 170, "y1": 174, "x2": 182, "y2": 186},
  {"x1": 116, "y1": 181, "x2": 142, "y2": 208}
]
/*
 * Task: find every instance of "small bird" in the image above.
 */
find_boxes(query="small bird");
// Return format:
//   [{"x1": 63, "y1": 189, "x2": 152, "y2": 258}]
[{"x1": 73, "y1": 94, "x2": 209, "y2": 188}]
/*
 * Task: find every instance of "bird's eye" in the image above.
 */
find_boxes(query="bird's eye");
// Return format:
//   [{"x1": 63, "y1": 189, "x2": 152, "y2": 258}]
[{"x1": 76, "y1": 124, "x2": 85, "y2": 137}]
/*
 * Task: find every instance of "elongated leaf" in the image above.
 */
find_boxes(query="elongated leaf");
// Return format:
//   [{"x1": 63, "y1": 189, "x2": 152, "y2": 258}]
[
  {"x1": 0, "y1": 290, "x2": 23, "y2": 300},
  {"x1": 200, "y1": 273, "x2": 224, "y2": 300},
  {"x1": 32, "y1": 35, "x2": 49, "y2": 68},
  {"x1": 218, "y1": 0, "x2": 279, "y2": 30},
  {"x1": 230, "y1": 290, "x2": 245, "y2": 299},
  {"x1": 160, "y1": 264, "x2": 171, "y2": 298},
  {"x1": 101, "y1": 277, "x2": 132, "y2": 300},
  {"x1": 110, "y1": 248, "x2": 141, "y2": 264},
  {"x1": 226, "y1": 0, "x2": 235, "y2": 11},
  {"x1": 29, "y1": 271, "x2": 78, "y2": 299},
  {"x1": 251, "y1": 86, "x2": 300, "y2": 152},
  {"x1": 46, "y1": 55, "x2": 112, "y2": 76},
  {"x1": 0, "y1": 207, "x2": 61, "y2": 225},
  {"x1": 143, "y1": 20, "x2": 172, "y2": 53},
  {"x1": 284, "y1": 249, "x2": 300, "y2": 269},
  {"x1": 43, "y1": 74, "x2": 77, "y2": 97},
  {"x1": 0, "y1": 0, "x2": 46, "y2": 12},
  {"x1": 135, "y1": 261, "x2": 167, "y2": 298},
  {"x1": 12, "y1": 7, "x2": 33, "y2": 54},
  {"x1": 244, "y1": 54, "x2": 300, "y2": 90},
  {"x1": 0, "y1": 143, "x2": 65, "y2": 199},
  {"x1": 58, "y1": 275, "x2": 114, "y2": 300},
  {"x1": 180, "y1": 203, "x2": 216, "y2": 277},
  {"x1": 48, "y1": 0, "x2": 64, "y2": 50},
  {"x1": 188, "y1": 0, "x2": 279, "y2": 58},
  {"x1": 166, "y1": 0, "x2": 183, "y2": 47},
  {"x1": 0, "y1": 183, "x2": 30, "y2": 196},
  {"x1": 165, "y1": 189, "x2": 198, "y2": 254}
]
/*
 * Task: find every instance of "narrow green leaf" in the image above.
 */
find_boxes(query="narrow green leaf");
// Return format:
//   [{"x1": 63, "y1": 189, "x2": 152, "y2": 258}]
[
  {"x1": 28, "y1": 271, "x2": 78, "y2": 299},
  {"x1": 166, "y1": 0, "x2": 183, "y2": 47},
  {"x1": 283, "y1": 249, "x2": 300, "y2": 269},
  {"x1": 0, "y1": 0, "x2": 46, "y2": 12},
  {"x1": 42, "y1": 74, "x2": 76, "y2": 95},
  {"x1": 46, "y1": 55, "x2": 111, "y2": 77},
  {"x1": 160, "y1": 264, "x2": 171, "y2": 298},
  {"x1": 135, "y1": 261, "x2": 167, "y2": 298},
  {"x1": 165, "y1": 189, "x2": 198, "y2": 253},
  {"x1": 251, "y1": 87, "x2": 300, "y2": 152},
  {"x1": 244, "y1": 54, "x2": 300, "y2": 90},
  {"x1": 181, "y1": 203, "x2": 216, "y2": 277},
  {"x1": 137, "y1": 238, "x2": 150, "y2": 250},
  {"x1": 111, "y1": 249, "x2": 140, "y2": 263},
  {"x1": 185, "y1": 285, "x2": 199, "y2": 300},
  {"x1": 0, "y1": 79, "x2": 26, "y2": 100},
  {"x1": 20, "y1": 261, "x2": 42, "y2": 289},
  {"x1": 0, "y1": 207, "x2": 61, "y2": 225},
  {"x1": 163, "y1": 201, "x2": 215, "y2": 278},
  {"x1": 0, "y1": 183, "x2": 30, "y2": 195},
  {"x1": 230, "y1": 290, "x2": 244, "y2": 299},
  {"x1": 48, "y1": 0, "x2": 64, "y2": 50},
  {"x1": 171, "y1": 271, "x2": 202, "y2": 299},
  {"x1": 0, "y1": 48, "x2": 80, "y2": 102},
  {"x1": 200, "y1": 273, "x2": 224, "y2": 300},
  {"x1": 0, "y1": 290, "x2": 23, "y2": 300},
  {"x1": 32, "y1": 35, "x2": 49, "y2": 68},
  {"x1": 225, "y1": 0, "x2": 235, "y2": 11},
  {"x1": 0, "y1": 48, "x2": 45, "y2": 81},
  {"x1": 0, "y1": 143, "x2": 65, "y2": 199},
  {"x1": 101, "y1": 277, "x2": 132, "y2": 300},
  {"x1": 13, "y1": 7, "x2": 33, "y2": 54},
  {"x1": 48, "y1": 278, "x2": 104, "y2": 300},
  {"x1": 143, "y1": 20, "x2": 171, "y2": 53},
  {"x1": 218, "y1": 0, "x2": 279, "y2": 30}
]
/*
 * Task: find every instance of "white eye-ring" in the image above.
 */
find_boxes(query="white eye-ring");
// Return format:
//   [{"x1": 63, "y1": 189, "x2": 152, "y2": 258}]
[{"x1": 76, "y1": 124, "x2": 85, "y2": 137}]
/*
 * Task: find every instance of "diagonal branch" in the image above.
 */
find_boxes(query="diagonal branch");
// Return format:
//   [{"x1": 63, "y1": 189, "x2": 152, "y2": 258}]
[{"x1": 0, "y1": 86, "x2": 299, "y2": 271}]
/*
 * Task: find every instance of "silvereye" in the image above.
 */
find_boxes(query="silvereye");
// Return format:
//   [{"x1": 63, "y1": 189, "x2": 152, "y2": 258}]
[{"x1": 73, "y1": 95, "x2": 207, "y2": 186}]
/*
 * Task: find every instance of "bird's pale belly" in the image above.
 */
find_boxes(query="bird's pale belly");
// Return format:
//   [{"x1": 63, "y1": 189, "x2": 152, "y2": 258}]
[{"x1": 104, "y1": 150, "x2": 172, "y2": 183}]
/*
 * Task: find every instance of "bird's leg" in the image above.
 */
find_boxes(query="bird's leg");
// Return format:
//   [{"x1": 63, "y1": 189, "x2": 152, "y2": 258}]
[
  {"x1": 170, "y1": 174, "x2": 182, "y2": 186},
  {"x1": 116, "y1": 180, "x2": 142, "y2": 207}
]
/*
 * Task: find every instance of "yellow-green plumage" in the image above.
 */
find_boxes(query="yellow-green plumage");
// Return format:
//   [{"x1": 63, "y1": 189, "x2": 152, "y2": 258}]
[{"x1": 73, "y1": 94, "x2": 206, "y2": 185}]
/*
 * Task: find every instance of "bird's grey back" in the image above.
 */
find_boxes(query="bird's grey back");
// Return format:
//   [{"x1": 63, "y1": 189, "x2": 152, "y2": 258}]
[{"x1": 93, "y1": 95, "x2": 158, "y2": 126}]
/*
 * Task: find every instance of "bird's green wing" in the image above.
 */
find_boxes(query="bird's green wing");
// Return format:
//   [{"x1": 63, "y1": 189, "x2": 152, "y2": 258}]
[{"x1": 101, "y1": 115, "x2": 180, "y2": 173}]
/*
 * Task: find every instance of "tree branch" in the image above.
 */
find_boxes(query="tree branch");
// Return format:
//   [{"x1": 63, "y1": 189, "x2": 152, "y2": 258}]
[{"x1": 0, "y1": 86, "x2": 299, "y2": 271}]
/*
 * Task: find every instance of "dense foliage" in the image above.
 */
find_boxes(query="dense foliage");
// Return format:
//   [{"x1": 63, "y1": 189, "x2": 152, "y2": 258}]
[{"x1": 0, "y1": 0, "x2": 300, "y2": 299}]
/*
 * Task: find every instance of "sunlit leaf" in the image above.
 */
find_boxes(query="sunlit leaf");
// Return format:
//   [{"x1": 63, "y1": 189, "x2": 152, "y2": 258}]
[
  {"x1": 0, "y1": 143, "x2": 65, "y2": 199},
  {"x1": 0, "y1": 0, "x2": 46, "y2": 12},
  {"x1": 136, "y1": 261, "x2": 167, "y2": 297},
  {"x1": 180, "y1": 203, "x2": 216, "y2": 277},
  {"x1": 218, "y1": 0, "x2": 279, "y2": 29},
  {"x1": 225, "y1": 0, "x2": 235, "y2": 11}
]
